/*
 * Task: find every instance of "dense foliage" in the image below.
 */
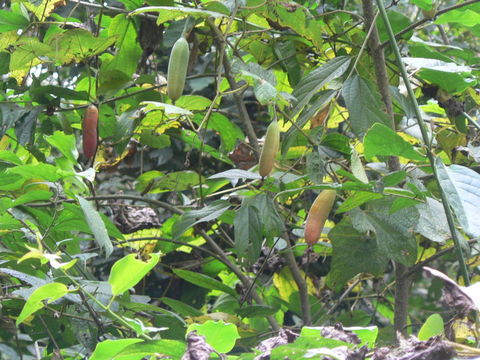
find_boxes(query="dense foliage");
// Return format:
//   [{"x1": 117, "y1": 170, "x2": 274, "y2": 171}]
[{"x1": 0, "y1": 0, "x2": 480, "y2": 358}]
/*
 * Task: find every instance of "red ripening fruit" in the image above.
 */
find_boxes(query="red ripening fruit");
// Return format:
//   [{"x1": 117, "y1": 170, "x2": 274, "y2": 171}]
[
  {"x1": 304, "y1": 189, "x2": 336, "y2": 246},
  {"x1": 82, "y1": 104, "x2": 98, "y2": 159}
]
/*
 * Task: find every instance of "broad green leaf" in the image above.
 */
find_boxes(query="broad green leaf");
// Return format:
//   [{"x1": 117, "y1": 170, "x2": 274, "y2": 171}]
[
  {"x1": 208, "y1": 169, "x2": 262, "y2": 183},
  {"x1": 109, "y1": 253, "x2": 160, "y2": 296},
  {"x1": 175, "y1": 95, "x2": 212, "y2": 111},
  {"x1": 103, "y1": 14, "x2": 142, "y2": 80},
  {"x1": 0, "y1": 9, "x2": 29, "y2": 32},
  {"x1": 411, "y1": 0, "x2": 434, "y2": 11},
  {"x1": 129, "y1": 6, "x2": 225, "y2": 24},
  {"x1": 172, "y1": 200, "x2": 231, "y2": 239},
  {"x1": 114, "y1": 340, "x2": 187, "y2": 359},
  {"x1": 0, "y1": 103, "x2": 30, "y2": 138},
  {"x1": 186, "y1": 320, "x2": 240, "y2": 353},
  {"x1": 11, "y1": 190, "x2": 53, "y2": 208},
  {"x1": 191, "y1": 112, "x2": 244, "y2": 152},
  {"x1": 364, "y1": 123, "x2": 424, "y2": 161},
  {"x1": 139, "y1": 130, "x2": 171, "y2": 149},
  {"x1": 77, "y1": 196, "x2": 113, "y2": 258},
  {"x1": 46, "y1": 29, "x2": 117, "y2": 63},
  {"x1": 291, "y1": 57, "x2": 350, "y2": 117},
  {"x1": 234, "y1": 198, "x2": 262, "y2": 262},
  {"x1": 252, "y1": 193, "x2": 285, "y2": 238},
  {"x1": 326, "y1": 218, "x2": 387, "y2": 290},
  {"x1": 418, "y1": 69, "x2": 476, "y2": 94},
  {"x1": 161, "y1": 297, "x2": 203, "y2": 317},
  {"x1": 418, "y1": 314, "x2": 444, "y2": 340},
  {"x1": 351, "y1": 149, "x2": 369, "y2": 184},
  {"x1": 16, "y1": 282, "x2": 69, "y2": 325},
  {"x1": 89, "y1": 339, "x2": 143, "y2": 360},
  {"x1": 9, "y1": 163, "x2": 60, "y2": 182},
  {"x1": 342, "y1": 76, "x2": 391, "y2": 137},
  {"x1": 44, "y1": 131, "x2": 78, "y2": 163},
  {"x1": 301, "y1": 326, "x2": 378, "y2": 348},
  {"x1": 415, "y1": 197, "x2": 450, "y2": 243},
  {"x1": 442, "y1": 164, "x2": 480, "y2": 237},
  {"x1": 435, "y1": 9, "x2": 480, "y2": 27},
  {"x1": 274, "y1": 40, "x2": 301, "y2": 86},
  {"x1": 173, "y1": 268, "x2": 238, "y2": 297},
  {"x1": 402, "y1": 57, "x2": 471, "y2": 73},
  {"x1": 283, "y1": 90, "x2": 335, "y2": 153},
  {"x1": 14, "y1": 106, "x2": 42, "y2": 145},
  {"x1": 136, "y1": 170, "x2": 204, "y2": 193},
  {"x1": 336, "y1": 191, "x2": 383, "y2": 213},
  {"x1": 352, "y1": 198, "x2": 418, "y2": 265},
  {"x1": 172, "y1": 129, "x2": 233, "y2": 164},
  {"x1": 376, "y1": 10, "x2": 413, "y2": 42},
  {"x1": 236, "y1": 304, "x2": 277, "y2": 318}
]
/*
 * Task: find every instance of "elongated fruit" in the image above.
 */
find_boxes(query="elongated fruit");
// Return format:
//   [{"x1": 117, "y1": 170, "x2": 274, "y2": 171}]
[
  {"x1": 304, "y1": 189, "x2": 336, "y2": 245},
  {"x1": 82, "y1": 104, "x2": 98, "y2": 159},
  {"x1": 167, "y1": 37, "x2": 190, "y2": 102},
  {"x1": 259, "y1": 119, "x2": 280, "y2": 177}
]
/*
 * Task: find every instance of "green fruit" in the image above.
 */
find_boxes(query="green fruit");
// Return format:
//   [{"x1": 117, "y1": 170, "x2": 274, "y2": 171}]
[
  {"x1": 259, "y1": 119, "x2": 280, "y2": 177},
  {"x1": 304, "y1": 190, "x2": 336, "y2": 245},
  {"x1": 422, "y1": 6, "x2": 437, "y2": 19},
  {"x1": 167, "y1": 37, "x2": 190, "y2": 102}
]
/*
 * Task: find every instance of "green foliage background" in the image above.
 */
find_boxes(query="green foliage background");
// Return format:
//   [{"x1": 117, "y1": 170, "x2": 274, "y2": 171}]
[{"x1": 0, "y1": 0, "x2": 480, "y2": 358}]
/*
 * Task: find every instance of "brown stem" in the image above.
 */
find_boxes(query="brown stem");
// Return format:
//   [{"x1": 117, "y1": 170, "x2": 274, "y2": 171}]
[
  {"x1": 207, "y1": 18, "x2": 259, "y2": 153},
  {"x1": 283, "y1": 234, "x2": 311, "y2": 325},
  {"x1": 362, "y1": 0, "x2": 409, "y2": 339}
]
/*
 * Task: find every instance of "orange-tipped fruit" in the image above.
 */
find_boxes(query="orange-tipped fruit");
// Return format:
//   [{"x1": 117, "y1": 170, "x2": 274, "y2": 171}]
[
  {"x1": 82, "y1": 104, "x2": 98, "y2": 159},
  {"x1": 304, "y1": 189, "x2": 336, "y2": 245},
  {"x1": 258, "y1": 119, "x2": 280, "y2": 177}
]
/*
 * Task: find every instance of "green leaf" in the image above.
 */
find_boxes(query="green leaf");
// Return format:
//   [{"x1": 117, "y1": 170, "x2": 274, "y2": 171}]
[
  {"x1": 364, "y1": 123, "x2": 424, "y2": 161},
  {"x1": 326, "y1": 218, "x2": 388, "y2": 290},
  {"x1": 109, "y1": 253, "x2": 161, "y2": 296},
  {"x1": 376, "y1": 10, "x2": 413, "y2": 42},
  {"x1": 172, "y1": 200, "x2": 231, "y2": 239},
  {"x1": 9, "y1": 163, "x2": 60, "y2": 182},
  {"x1": 236, "y1": 304, "x2": 278, "y2": 318},
  {"x1": 77, "y1": 196, "x2": 114, "y2": 258},
  {"x1": 16, "y1": 282, "x2": 69, "y2": 325},
  {"x1": 291, "y1": 56, "x2": 350, "y2": 117},
  {"x1": 415, "y1": 198, "x2": 450, "y2": 243},
  {"x1": 161, "y1": 297, "x2": 203, "y2": 317},
  {"x1": 442, "y1": 164, "x2": 480, "y2": 237},
  {"x1": 0, "y1": 9, "x2": 29, "y2": 32},
  {"x1": 44, "y1": 131, "x2": 78, "y2": 163},
  {"x1": 139, "y1": 130, "x2": 171, "y2": 149},
  {"x1": 103, "y1": 14, "x2": 142, "y2": 80},
  {"x1": 234, "y1": 198, "x2": 262, "y2": 262},
  {"x1": 336, "y1": 191, "x2": 383, "y2": 213},
  {"x1": 114, "y1": 340, "x2": 187, "y2": 359},
  {"x1": 130, "y1": 6, "x2": 225, "y2": 25},
  {"x1": 137, "y1": 170, "x2": 204, "y2": 194},
  {"x1": 46, "y1": 29, "x2": 117, "y2": 63},
  {"x1": 342, "y1": 76, "x2": 391, "y2": 137},
  {"x1": 14, "y1": 106, "x2": 43, "y2": 145},
  {"x1": 352, "y1": 198, "x2": 418, "y2": 265},
  {"x1": 191, "y1": 112, "x2": 244, "y2": 152},
  {"x1": 186, "y1": 320, "x2": 240, "y2": 353},
  {"x1": 175, "y1": 95, "x2": 212, "y2": 111},
  {"x1": 418, "y1": 68, "x2": 475, "y2": 94},
  {"x1": 306, "y1": 151, "x2": 326, "y2": 184},
  {"x1": 173, "y1": 268, "x2": 238, "y2": 297},
  {"x1": 252, "y1": 193, "x2": 285, "y2": 238},
  {"x1": 418, "y1": 314, "x2": 444, "y2": 341},
  {"x1": 89, "y1": 339, "x2": 143, "y2": 360},
  {"x1": 435, "y1": 9, "x2": 480, "y2": 27}
]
